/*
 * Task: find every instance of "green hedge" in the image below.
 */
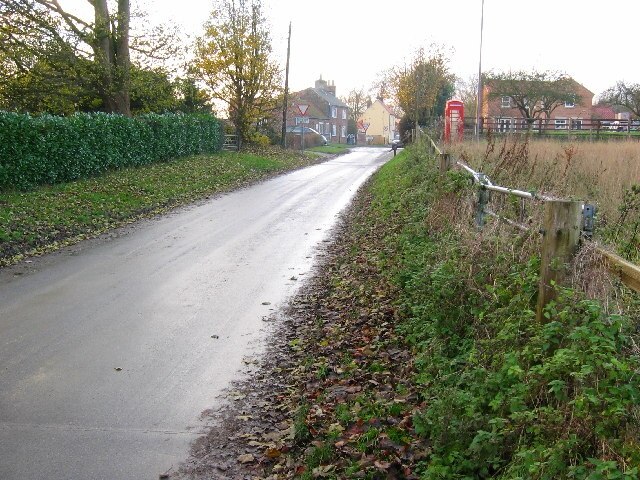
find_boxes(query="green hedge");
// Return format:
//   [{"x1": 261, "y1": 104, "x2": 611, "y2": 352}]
[{"x1": 0, "y1": 112, "x2": 224, "y2": 191}]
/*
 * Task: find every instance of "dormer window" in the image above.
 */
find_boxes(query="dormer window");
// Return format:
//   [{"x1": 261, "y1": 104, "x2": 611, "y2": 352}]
[{"x1": 501, "y1": 96, "x2": 511, "y2": 108}]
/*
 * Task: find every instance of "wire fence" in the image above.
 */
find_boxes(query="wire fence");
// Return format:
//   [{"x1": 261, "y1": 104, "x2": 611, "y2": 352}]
[{"x1": 422, "y1": 131, "x2": 640, "y2": 319}]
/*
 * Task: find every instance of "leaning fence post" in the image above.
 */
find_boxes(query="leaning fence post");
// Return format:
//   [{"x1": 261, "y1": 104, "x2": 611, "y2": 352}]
[
  {"x1": 439, "y1": 153, "x2": 453, "y2": 173},
  {"x1": 536, "y1": 200, "x2": 582, "y2": 322},
  {"x1": 474, "y1": 174, "x2": 490, "y2": 228}
]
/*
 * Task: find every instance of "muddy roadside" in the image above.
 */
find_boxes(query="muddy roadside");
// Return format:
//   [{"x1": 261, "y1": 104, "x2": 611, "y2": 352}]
[{"x1": 169, "y1": 181, "x2": 425, "y2": 480}]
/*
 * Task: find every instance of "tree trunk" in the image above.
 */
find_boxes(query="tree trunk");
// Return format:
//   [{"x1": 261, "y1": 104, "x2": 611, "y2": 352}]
[
  {"x1": 92, "y1": 0, "x2": 131, "y2": 116},
  {"x1": 115, "y1": 0, "x2": 131, "y2": 116}
]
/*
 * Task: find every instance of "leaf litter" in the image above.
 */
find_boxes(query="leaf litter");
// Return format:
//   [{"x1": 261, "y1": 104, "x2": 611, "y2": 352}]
[{"x1": 173, "y1": 181, "x2": 428, "y2": 479}]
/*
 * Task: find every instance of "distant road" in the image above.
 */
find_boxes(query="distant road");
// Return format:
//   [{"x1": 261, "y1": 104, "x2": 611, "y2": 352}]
[{"x1": 0, "y1": 147, "x2": 390, "y2": 480}]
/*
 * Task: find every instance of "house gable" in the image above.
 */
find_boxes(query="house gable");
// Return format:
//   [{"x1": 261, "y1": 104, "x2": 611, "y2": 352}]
[
  {"x1": 483, "y1": 77, "x2": 594, "y2": 126},
  {"x1": 359, "y1": 98, "x2": 398, "y2": 144},
  {"x1": 285, "y1": 78, "x2": 351, "y2": 143}
]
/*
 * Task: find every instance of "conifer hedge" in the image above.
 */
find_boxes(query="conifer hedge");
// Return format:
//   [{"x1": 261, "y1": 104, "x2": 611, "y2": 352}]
[{"x1": 0, "y1": 112, "x2": 224, "y2": 191}]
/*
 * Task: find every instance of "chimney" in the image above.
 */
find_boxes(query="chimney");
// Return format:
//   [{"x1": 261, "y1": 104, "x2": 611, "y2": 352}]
[
  {"x1": 326, "y1": 80, "x2": 336, "y2": 96},
  {"x1": 315, "y1": 76, "x2": 328, "y2": 91}
]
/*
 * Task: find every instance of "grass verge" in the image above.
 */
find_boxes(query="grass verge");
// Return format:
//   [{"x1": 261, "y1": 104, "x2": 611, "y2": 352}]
[
  {"x1": 0, "y1": 146, "x2": 322, "y2": 266},
  {"x1": 307, "y1": 144, "x2": 353, "y2": 154},
  {"x1": 252, "y1": 142, "x2": 640, "y2": 478}
]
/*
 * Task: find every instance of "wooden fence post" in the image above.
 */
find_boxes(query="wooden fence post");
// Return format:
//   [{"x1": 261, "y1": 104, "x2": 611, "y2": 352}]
[
  {"x1": 439, "y1": 153, "x2": 453, "y2": 173},
  {"x1": 536, "y1": 200, "x2": 582, "y2": 322}
]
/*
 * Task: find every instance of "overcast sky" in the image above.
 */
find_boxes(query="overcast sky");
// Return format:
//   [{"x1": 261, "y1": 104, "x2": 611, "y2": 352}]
[{"x1": 95, "y1": 0, "x2": 640, "y2": 100}]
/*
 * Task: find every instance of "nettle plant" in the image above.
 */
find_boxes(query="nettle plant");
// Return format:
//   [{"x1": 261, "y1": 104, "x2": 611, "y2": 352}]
[{"x1": 388, "y1": 145, "x2": 640, "y2": 479}]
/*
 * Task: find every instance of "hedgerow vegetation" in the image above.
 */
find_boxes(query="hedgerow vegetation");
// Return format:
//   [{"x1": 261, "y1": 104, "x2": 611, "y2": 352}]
[
  {"x1": 0, "y1": 112, "x2": 223, "y2": 191},
  {"x1": 274, "y1": 141, "x2": 640, "y2": 478}
]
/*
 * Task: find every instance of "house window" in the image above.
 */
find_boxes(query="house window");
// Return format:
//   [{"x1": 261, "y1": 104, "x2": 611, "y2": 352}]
[
  {"x1": 498, "y1": 118, "x2": 512, "y2": 132},
  {"x1": 331, "y1": 106, "x2": 337, "y2": 118},
  {"x1": 501, "y1": 96, "x2": 511, "y2": 108},
  {"x1": 315, "y1": 123, "x2": 319, "y2": 131},
  {"x1": 572, "y1": 118, "x2": 582, "y2": 130},
  {"x1": 555, "y1": 118, "x2": 568, "y2": 130},
  {"x1": 564, "y1": 99, "x2": 575, "y2": 108},
  {"x1": 341, "y1": 125, "x2": 346, "y2": 137},
  {"x1": 341, "y1": 109, "x2": 347, "y2": 120},
  {"x1": 332, "y1": 124, "x2": 337, "y2": 137}
]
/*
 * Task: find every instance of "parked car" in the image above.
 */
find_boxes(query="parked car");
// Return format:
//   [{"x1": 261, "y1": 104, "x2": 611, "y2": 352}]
[
  {"x1": 609, "y1": 121, "x2": 623, "y2": 132},
  {"x1": 285, "y1": 126, "x2": 328, "y2": 147}
]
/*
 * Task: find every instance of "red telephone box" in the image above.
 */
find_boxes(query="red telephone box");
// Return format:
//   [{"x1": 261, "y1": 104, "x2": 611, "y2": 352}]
[{"x1": 444, "y1": 100, "x2": 465, "y2": 143}]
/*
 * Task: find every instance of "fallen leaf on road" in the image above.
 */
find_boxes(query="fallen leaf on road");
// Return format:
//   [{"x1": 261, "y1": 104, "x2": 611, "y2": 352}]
[
  {"x1": 265, "y1": 447, "x2": 281, "y2": 458},
  {"x1": 237, "y1": 453, "x2": 254, "y2": 464}
]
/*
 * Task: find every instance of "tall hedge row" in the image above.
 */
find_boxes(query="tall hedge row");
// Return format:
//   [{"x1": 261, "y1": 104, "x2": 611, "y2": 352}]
[{"x1": 0, "y1": 112, "x2": 224, "y2": 191}]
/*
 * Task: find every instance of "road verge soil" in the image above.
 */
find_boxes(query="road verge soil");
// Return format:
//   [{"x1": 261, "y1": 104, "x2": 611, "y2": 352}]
[{"x1": 174, "y1": 154, "x2": 427, "y2": 479}]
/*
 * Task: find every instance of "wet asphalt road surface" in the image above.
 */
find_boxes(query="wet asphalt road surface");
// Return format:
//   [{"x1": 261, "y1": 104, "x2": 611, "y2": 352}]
[{"x1": 0, "y1": 148, "x2": 391, "y2": 479}]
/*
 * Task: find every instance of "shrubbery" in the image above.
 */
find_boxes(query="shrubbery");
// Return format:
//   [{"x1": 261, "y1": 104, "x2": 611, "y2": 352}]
[
  {"x1": 0, "y1": 111, "x2": 223, "y2": 191},
  {"x1": 380, "y1": 144, "x2": 640, "y2": 478}
]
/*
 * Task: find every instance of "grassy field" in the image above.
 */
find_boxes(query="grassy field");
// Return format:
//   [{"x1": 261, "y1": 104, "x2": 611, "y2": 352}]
[
  {"x1": 0, "y1": 147, "x2": 322, "y2": 265},
  {"x1": 446, "y1": 135, "x2": 640, "y2": 261}
]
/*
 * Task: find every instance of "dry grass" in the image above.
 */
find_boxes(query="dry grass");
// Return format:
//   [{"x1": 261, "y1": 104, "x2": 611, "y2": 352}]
[
  {"x1": 447, "y1": 136, "x2": 640, "y2": 222},
  {"x1": 443, "y1": 135, "x2": 640, "y2": 309}
]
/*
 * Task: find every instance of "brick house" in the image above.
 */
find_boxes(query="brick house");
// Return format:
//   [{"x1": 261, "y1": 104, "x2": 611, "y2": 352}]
[
  {"x1": 482, "y1": 78, "x2": 594, "y2": 132},
  {"x1": 359, "y1": 98, "x2": 398, "y2": 145},
  {"x1": 287, "y1": 77, "x2": 350, "y2": 144}
]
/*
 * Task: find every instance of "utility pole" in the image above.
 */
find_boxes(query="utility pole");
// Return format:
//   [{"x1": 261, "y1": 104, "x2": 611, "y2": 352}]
[
  {"x1": 475, "y1": 0, "x2": 485, "y2": 141},
  {"x1": 281, "y1": 22, "x2": 292, "y2": 149},
  {"x1": 414, "y1": 59, "x2": 420, "y2": 141}
]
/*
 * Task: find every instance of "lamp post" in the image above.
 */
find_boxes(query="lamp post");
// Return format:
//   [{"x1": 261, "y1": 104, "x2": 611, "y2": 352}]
[{"x1": 475, "y1": 0, "x2": 485, "y2": 141}]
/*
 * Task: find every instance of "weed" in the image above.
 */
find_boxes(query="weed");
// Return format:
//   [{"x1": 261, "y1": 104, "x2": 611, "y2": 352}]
[{"x1": 294, "y1": 403, "x2": 311, "y2": 444}]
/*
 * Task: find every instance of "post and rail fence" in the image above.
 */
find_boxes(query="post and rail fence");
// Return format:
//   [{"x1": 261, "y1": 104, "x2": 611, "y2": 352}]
[
  {"x1": 423, "y1": 133, "x2": 640, "y2": 321},
  {"x1": 463, "y1": 117, "x2": 640, "y2": 142}
]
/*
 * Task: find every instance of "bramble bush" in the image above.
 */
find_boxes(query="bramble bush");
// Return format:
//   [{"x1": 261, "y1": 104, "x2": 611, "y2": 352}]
[
  {"x1": 0, "y1": 111, "x2": 224, "y2": 191},
  {"x1": 370, "y1": 142, "x2": 640, "y2": 478}
]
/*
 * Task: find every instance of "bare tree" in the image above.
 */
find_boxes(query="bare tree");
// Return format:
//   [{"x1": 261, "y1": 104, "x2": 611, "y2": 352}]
[
  {"x1": 600, "y1": 81, "x2": 640, "y2": 117},
  {"x1": 486, "y1": 70, "x2": 579, "y2": 129},
  {"x1": 455, "y1": 75, "x2": 478, "y2": 119},
  {"x1": 341, "y1": 87, "x2": 370, "y2": 122}
]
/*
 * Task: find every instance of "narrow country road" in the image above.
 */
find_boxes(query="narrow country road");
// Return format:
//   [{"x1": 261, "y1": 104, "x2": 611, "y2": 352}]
[{"x1": 0, "y1": 148, "x2": 390, "y2": 480}]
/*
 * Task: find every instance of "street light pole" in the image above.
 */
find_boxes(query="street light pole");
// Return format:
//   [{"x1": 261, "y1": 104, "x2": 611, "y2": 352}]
[{"x1": 475, "y1": 0, "x2": 485, "y2": 141}]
